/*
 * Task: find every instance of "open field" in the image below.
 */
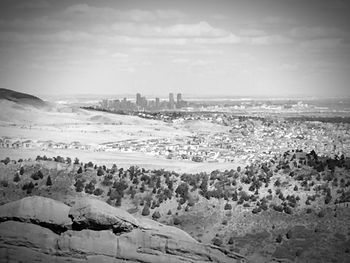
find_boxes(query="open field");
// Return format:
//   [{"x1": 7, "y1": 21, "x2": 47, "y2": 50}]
[{"x1": 0, "y1": 148, "x2": 243, "y2": 173}]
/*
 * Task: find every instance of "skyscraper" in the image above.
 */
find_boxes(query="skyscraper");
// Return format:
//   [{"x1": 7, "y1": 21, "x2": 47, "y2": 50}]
[
  {"x1": 177, "y1": 93, "x2": 182, "y2": 104},
  {"x1": 169, "y1": 93, "x2": 175, "y2": 109},
  {"x1": 136, "y1": 93, "x2": 141, "y2": 106}
]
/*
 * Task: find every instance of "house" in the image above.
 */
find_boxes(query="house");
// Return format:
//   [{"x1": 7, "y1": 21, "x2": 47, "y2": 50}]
[{"x1": 22, "y1": 140, "x2": 36, "y2": 148}]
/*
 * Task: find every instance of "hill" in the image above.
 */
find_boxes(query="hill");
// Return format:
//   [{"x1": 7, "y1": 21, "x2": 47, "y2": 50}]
[
  {"x1": 0, "y1": 88, "x2": 46, "y2": 107},
  {"x1": 0, "y1": 150, "x2": 349, "y2": 262}
]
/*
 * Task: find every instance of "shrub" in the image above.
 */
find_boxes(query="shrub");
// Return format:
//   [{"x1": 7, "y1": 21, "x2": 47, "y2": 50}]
[
  {"x1": 212, "y1": 237, "x2": 223, "y2": 246},
  {"x1": 224, "y1": 203, "x2": 232, "y2": 210},
  {"x1": 46, "y1": 175, "x2": 52, "y2": 186},
  {"x1": 276, "y1": 234, "x2": 283, "y2": 243},
  {"x1": 1, "y1": 157, "x2": 10, "y2": 165},
  {"x1": 31, "y1": 170, "x2": 44, "y2": 180},
  {"x1": 0, "y1": 180, "x2": 8, "y2": 187},
  {"x1": 97, "y1": 167, "x2": 104, "y2": 176},
  {"x1": 228, "y1": 237, "x2": 234, "y2": 244},
  {"x1": 317, "y1": 210, "x2": 325, "y2": 218},
  {"x1": 77, "y1": 167, "x2": 83, "y2": 174},
  {"x1": 84, "y1": 181, "x2": 95, "y2": 194},
  {"x1": 22, "y1": 182, "x2": 35, "y2": 194},
  {"x1": 19, "y1": 167, "x2": 24, "y2": 175},
  {"x1": 152, "y1": 211, "x2": 161, "y2": 220},
  {"x1": 14, "y1": 172, "x2": 21, "y2": 182},
  {"x1": 93, "y1": 188, "x2": 104, "y2": 196},
  {"x1": 173, "y1": 217, "x2": 181, "y2": 225},
  {"x1": 175, "y1": 182, "x2": 189, "y2": 199},
  {"x1": 283, "y1": 206, "x2": 292, "y2": 215},
  {"x1": 273, "y1": 205, "x2": 284, "y2": 212},
  {"x1": 74, "y1": 179, "x2": 84, "y2": 192},
  {"x1": 141, "y1": 204, "x2": 150, "y2": 216},
  {"x1": 167, "y1": 210, "x2": 172, "y2": 215}
]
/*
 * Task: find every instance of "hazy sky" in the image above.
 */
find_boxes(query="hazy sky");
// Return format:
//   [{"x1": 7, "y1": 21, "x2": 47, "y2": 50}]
[{"x1": 0, "y1": 0, "x2": 349, "y2": 98}]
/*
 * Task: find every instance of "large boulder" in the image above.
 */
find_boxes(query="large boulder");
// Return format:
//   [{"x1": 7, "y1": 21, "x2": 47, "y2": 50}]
[
  {"x1": 69, "y1": 197, "x2": 139, "y2": 232},
  {"x1": 0, "y1": 196, "x2": 71, "y2": 232}
]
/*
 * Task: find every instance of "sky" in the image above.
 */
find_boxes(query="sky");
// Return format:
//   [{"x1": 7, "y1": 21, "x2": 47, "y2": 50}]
[{"x1": 0, "y1": 0, "x2": 349, "y2": 98}]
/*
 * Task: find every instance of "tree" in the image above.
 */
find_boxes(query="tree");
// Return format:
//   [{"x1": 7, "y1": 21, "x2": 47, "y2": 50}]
[
  {"x1": 13, "y1": 172, "x2": 21, "y2": 182},
  {"x1": 141, "y1": 203, "x2": 150, "y2": 216},
  {"x1": 77, "y1": 166, "x2": 83, "y2": 174},
  {"x1": 66, "y1": 157, "x2": 72, "y2": 164},
  {"x1": 224, "y1": 203, "x2": 232, "y2": 210},
  {"x1": 152, "y1": 211, "x2": 161, "y2": 220},
  {"x1": 1, "y1": 157, "x2": 11, "y2": 165},
  {"x1": 97, "y1": 167, "x2": 104, "y2": 176},
  {"x1": 84, "y1": 181, "x2": 95, "y2": 194},
  {"x1": 19, "y1": 167, "x2": 24, "y2": 175},
  {"x1": 74, "y1": 157, "x2": 80, "y2": 165},
  {"x1": 74, "y1": 180, "x2": 84, "y2": 192},
  {"x1": 31, "y1": 170, "x2": 43, "y2": 180},
  {"x1": 175, "y1": 182, "x2": 189, "y2": 199},
  {"x1": 46, "y1": 175, "x2": 52, "y2": 186}
]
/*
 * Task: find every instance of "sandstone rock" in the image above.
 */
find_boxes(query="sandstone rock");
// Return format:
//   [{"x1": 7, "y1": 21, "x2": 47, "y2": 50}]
[
  {"x1": 0, "y1": 197, "x2": 247, "y2": 263},
  {"x1": 0, "y1": 196, "x2": 71, "y2": 232},
  {"x1": 57, "y1": 228, "x2": 245, "y2": 263},
  {"x1": 69, "y1": 197, "x2": 139, "y2": 232}
]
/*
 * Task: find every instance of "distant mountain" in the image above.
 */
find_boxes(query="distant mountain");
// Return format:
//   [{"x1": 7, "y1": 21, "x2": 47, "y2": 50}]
[{"x1": 0, "y1": 88, "x2": 46, "y2": 107}]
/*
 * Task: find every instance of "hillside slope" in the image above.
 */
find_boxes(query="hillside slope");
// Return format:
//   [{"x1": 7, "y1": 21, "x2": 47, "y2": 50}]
[{"x1": 0, "y1": 88, "x2": 46, "y2": 107}]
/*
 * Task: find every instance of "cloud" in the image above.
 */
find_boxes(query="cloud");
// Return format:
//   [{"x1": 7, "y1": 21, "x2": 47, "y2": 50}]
[
  {"x1": 111, "y1": 21, "x2": 229, "y2": 38},
  {"x1": 290, "y1": 26, "x2": 345, "y2": 39},
  {"x1": 238, "y1": 29, "x2": 266, "y2": 37},
  {"x1": 248, "y1": 35, "x2": 294, "y2": 45},
  {"x1": 63, "y1": 4, "x2": 185, "y2": 22}
]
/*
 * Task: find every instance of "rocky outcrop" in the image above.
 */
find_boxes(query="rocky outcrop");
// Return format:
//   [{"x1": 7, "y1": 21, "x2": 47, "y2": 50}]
[
  {"x1": 0, "y1": 196, "x2": 71, "y2": 233},
  {"x1": 69, "y1": 197, "x2": 139, "y2": 233},
  {"x1": 0, "y1": 196, "x2": 247, "y2": 263}
]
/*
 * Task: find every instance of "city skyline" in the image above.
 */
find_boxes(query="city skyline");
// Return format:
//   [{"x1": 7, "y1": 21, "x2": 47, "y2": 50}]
[{"x1": 0, "y1": 0, "x2": 350, "y2": 98}]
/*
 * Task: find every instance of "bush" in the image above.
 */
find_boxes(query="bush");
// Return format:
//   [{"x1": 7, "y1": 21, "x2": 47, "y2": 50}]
[
  {"x1": 141, "y1": 204, "x2": 150, "y2": 216},
  {"x1": 31, "y1": 170, "x2": 44, "y2": 180},
  {"x1": 14, "y1": 172, "x2": 21, "y2": 182},
  {"x1": 19, "y1": 167, "x2": 24, "y2": 175},
  {"x1": 228, "y1": 237, "x2": 234, "y2": 244},
  {"x1": 77, "y1": 167, "x2": 83, "y2": 174},
  {"x1": 46, "y1": 175, "x2": 52, "y2": 186},
  {"x1": 212, "y1": 237, "x2": 223, "y2": 246},
  {"x1": 93, "y1": 188, "x2": 104, "y2": 196},
  {"x1": 74, "y1": 179, "x2": 84, "y2": 192},
  {"x1": 276, "y1": 234, "x2": 283, "y2": 243},
  {"x1": 273, "y1": 205, "x2": 284, "y2": 213},
  {"x1": 97, "y1": 167, "x2": 104, "y2": 176},
  {"x1": 152, "y1": 211, "x2": 161, "y2": 220},
  {"x1": 167, "y1": 210, "x2": 172, "y2": 215},
  {"x1": 224, "y1": 203, "x2": 232, "y2": 210},
  {"x1": 84, "y1": 181, "x2": 95, "y2": 194},
  {"x1": 173, "y1": 217, "x2": 181, "y2": 225},
  {"x1": 22, "y1": 182, "x2": 35, "y2": 194},
  {"x1": 317, "y1": 210, "x2": 325, "y2": 218},
  {"x1": 0, "y1": 180, "x2": 8, "y2": 187}
]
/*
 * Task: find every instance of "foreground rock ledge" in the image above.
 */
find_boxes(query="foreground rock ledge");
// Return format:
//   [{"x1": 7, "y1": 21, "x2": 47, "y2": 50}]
[{"x1": 0, "y1": 196, "x2": 247, "y2": 263}]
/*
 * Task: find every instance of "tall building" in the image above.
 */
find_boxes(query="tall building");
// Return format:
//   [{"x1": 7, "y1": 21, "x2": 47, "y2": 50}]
[
  {"x1": 155, "y1": 97, "x2": 160, "y2": 109},
  {"x1": 136, "y1": 93, "x2": 141, "y2": 106},
  {"x1": 169, "y1": 93, "x2": 175, "y2": 109},
  {"x1": 177, "y1": 93, "x2": 182, "y2": 104}
]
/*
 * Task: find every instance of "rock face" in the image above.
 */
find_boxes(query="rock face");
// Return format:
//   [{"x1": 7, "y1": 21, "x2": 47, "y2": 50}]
[
  {"x1": 0, "y1": 196, "x2": 71, "y2": 232},
  {"x1": 0, "y1": 196, "x2": 248, "y2": 263},
  {"x1": 69, "y1": 197, "x2": 139, "y2": 232}
]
